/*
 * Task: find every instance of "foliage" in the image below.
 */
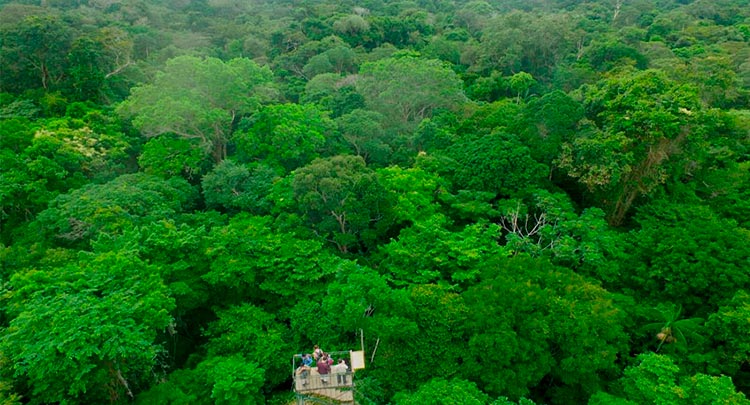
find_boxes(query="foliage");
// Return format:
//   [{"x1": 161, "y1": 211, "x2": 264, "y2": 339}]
[
  {"x1": 566, "y1": 70, "x2": 707, "y2": 225},
  {"x1": 706, "y1": 291, "x2": 750, "y2": 376},
  {"x1": 321, "y1": 262, "x2": 417, "y2": 348},
  {"x1": 134, "y1": 356, "x2": 264, "y2": 405},
  {"x1": 393, "y1": 378, "x2": 490, "y2": 405},
  {"x1": 118, "y1": 55, "x2": 275, "y2": 163},
  {"x1": 460, "y1": 255, "x2": 627, "y2": 401},
  {"x1": 292, "y1": 155, "x2": 394, "y2": 253},
  {"x1": 233, "y1": 103, "x2": 333, "y2": 172},
  {"x1": 336, "y1": 109, "x2": 391, "y2": 166},
  {"x1": 0, "y1": 250, "x2": 175, "y2": 403},
  {"x1": 204, "y1": 304, "x2": 291, "y2": 390},
  {"x1": 34, "y1": 173, "x2": 197, "y2": 247},
  {"x1": 357, "y1": 55, "x2": 466, "y2": 130},
  {"x1": 0, "y1": 114, "x2": 132, "y2": 242},
  {"x1": 380, "y1": 285, "x2": 469, "y2": 394},
  {"x1": 201, "y1": 160, "x2": 277, "y2": 214},
  {"x1": 590, "y1": 353, "x2": 750, "y2": 405},
  {"x1": 0, "y1": 15, "x2": 72, "y2": 92},
  {"x1": 378, "y1": 214, "x2": 504, "y2": 287},
  {"x1": 625, "y1": 202, "x2": 750, "y2": 315},
  {"x1": 203, "y1": 214, "x2": 340, "y2": 309},
  {"x1": 445, "y1": 131, "x2": 548, "y2": 198},
  {"x1": 2, "y1": 0, "x2": 750, "y2": 403},
  {"x1": 138, "y1": 135, "x2": 212, "y2": 181}
]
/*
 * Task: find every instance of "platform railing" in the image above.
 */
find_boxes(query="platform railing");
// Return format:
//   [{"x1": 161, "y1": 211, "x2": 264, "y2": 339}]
[{"x1": 294, "y1": 369, "x2": 354, "y2": 392}]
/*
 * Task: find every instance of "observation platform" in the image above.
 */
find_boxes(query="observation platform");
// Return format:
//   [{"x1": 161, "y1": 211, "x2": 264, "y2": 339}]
[
  {"x1": 294, "y1": 368, "x2": 354, "y2": 403},
  {"x1": 292, "y1": 350, "x2": 364, "y2": 405}
]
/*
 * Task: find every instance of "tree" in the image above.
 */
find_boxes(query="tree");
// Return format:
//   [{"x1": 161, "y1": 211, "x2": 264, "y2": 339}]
[
  {"x1": 203, "y1": 214, "x2": 340, "y2": 309},
  {"x1": 90, "y1": 217, "x2": 215, "y2": 319},
  {"x1": 476, "y1": 12, "x2": 580, "y2": 80},
  {"x1": 445, "y1": 131, "x2": 547, "y2": 198},
  {"x1": 625, "y1": 202, "x2": 750, "y2": 316},
  {"x1": 640, "y1": 303, "x2": 705, "y2": 353},
  {"x1": 320, "y1": 263, "x2": 418, "y2": 362},
  {"x1": 336, "y1": 109, "x2": 391, "y2": 166},
  {"x1": 707, "y1": 291, "x2": 750, "y2": 376},
  {"x1": 520, "y1": 90, "x2": 583, "y2": 166},
  {"x1": 292, "y1": 155, "x2": 394, "y2": 253},
  {"x1": 1, "y1": 115, "x2": 132, "y2": 243},
  {"x1": 135, "y1": 356, "x2": 265, "y2": 405},
  {"x1": 357, "y1": 55, "x2": 466, "y2": 131},
  {"x1": 203, "y1": 304, "x2": 292, "y2": 390},
  {"x1": 695, "y1": 161, "x2": 750, "y2": 229},
  {"x1": 34, "y1": 173, "x2": 197, "y2": 247},
  {"x1": 195, "y1": 356, "x2": 265, "y2": 405},
  {"x1": 201, "y1": 160, "x2": 277, "y2": 214},
  {"x1": 508, "y1": 71, "x2": 536, "y2": 103},
  {"x1": 377, "y1": 214, "x2": 503, "y2": 287},
  {"x1": 233, "y1": 103, "x2": 334, "y2": 172},
  {"x1": 301, "y1": 73, "x2": 365, "y2": 117},
  {"x1": 302, "y1": 46, "x2": 358, "y2": 77},
  {"x1": 138, "y1": 135, "x2": 213, "y2": 180},
  {"x1": 67, "y1": 27, "x2": 136, "y2": 102},
  {"x1": 455, "y1": 100, "x2": 526, "y2": 141},
  {"x1": 495, "y1": 190, "x2": 626, "y2": 285},
  {"x1": 590, "y1": 353, "x2": 750, "y2": 405},
  {"x1": 563, "y1": 70, "x2": 707, "y2": 225},
  {"x1": 0, "y1": 250, "x2": 175, "y2": 403},
  {"x1": 376, "y1": 165, "x2": 446, "y2": 225},
  {"x1": 584, "y1": 36, "x2": 648, "y2": 71},
  {"x1": 460, "y1": 255, "x2": 627, "y2": 401},
  {"x1": 393, "y1": 378, "x2": 490, "y2": 405},
  {"x1": 381, "y1": 286, "x2": 469, "y2": 394},
  {"x1": 118, "y1": 56, "x2": 275, "y2": 163},
  {"x1": 0, "y1": 15, "x2": 72, "y2": 92}
]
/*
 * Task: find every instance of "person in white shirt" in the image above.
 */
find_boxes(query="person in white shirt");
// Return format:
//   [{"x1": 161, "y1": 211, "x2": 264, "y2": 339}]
[{"x1": 331, "y1": 359, "x2": 349, "y2": 385}]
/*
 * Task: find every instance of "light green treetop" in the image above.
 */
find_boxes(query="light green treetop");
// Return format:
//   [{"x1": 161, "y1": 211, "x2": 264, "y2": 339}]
[
  {"x1": 357, "y1": 55, "x2": 466, "y2": 130},
  {"x1": 118, "y1": 55, "x2": 275, "y2": 163}
]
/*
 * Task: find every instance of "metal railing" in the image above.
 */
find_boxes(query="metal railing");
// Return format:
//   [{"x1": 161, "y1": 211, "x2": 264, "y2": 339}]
[
  {"x1": 294, "y1": 370, "x2": 354, "y2": 392},
  {"x1": 292, "y1": 350, "x2": 356, "y2": 404}
]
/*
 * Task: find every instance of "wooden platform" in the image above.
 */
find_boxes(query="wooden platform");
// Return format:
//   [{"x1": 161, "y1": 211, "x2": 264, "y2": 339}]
[{"x1": 294, "y1": 368, "x2": 354, "y2": 403}]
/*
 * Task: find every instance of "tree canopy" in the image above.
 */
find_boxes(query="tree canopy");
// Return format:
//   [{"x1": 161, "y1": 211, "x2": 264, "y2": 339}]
[{"x1": 1, "y1": 0, "x2": 750, "y2": 403}]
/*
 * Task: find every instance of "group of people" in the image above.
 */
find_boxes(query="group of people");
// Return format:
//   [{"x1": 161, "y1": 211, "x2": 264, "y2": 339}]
[{"x1": 296, "y1": 345, "x2": 350, "y2": 386}]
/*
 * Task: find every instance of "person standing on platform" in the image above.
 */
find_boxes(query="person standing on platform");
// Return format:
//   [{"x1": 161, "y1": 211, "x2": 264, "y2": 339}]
[
  {"x1": 317, "y1": 354, "x2": 331, "y2": 383},
  {"x1": 332, "y1": 358, "x2": 349, "y2": 385},
  {"x1": 313, "y1": 345, "x2": 323, "y2": 361},
  {"x1": 296, "y1": 363, "x2": 311, "y2": 387}
]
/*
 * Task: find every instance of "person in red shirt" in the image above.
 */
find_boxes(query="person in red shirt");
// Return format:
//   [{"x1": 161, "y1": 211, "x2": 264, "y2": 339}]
[{"x1": 317, "y1": 354, "x2": 331, "y2": 383}]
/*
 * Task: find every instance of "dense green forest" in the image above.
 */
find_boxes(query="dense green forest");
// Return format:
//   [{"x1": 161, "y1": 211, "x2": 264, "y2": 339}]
[{"x1": 1, "y1": 0, "x2": 749, "y2": 403}]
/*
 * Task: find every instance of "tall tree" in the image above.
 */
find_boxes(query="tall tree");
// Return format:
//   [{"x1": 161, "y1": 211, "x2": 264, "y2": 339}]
[
  {"x1": 624, "y1": 201, "x2": 750, "y2": 316},
  {"x1": 0, "y1": 251, "x2": 175, "y2": 403},
  {"x1": 233, "y1": 103, "x2": 333, "y2": 172},
  {"x1": 118, "y1": 56, "x2": 276, "y2": 163},
  {"x1": 590, "y1": 353, "x2": 750, "y2": 405},
  {"x1": 0, "y1": 15, "x2": 72, "y2": 92},
  {"x1": 560, "y1": 70, "x2": 707, "y2": 225},
  {"x1": 34, "y1": 173, "x2": 197, "y2": 248},
  {"x1": 393, "y1": 378, "x2": 490, "y2": 405},
  {"x1": 336, "y1": 109, "x2": 391, "y2": 166},
  {"x1": 445, "y1": 131, "x2": 547, "y2": 198},
  {"x1": 461, "y1": 255, "x2": 627, "y2": 401},
  {"x1": 357, "y1": 55, "x2": 466, "y2": 131},
  {"x1": 292, "y1": 155, "x2": 394, "y2": 253}
]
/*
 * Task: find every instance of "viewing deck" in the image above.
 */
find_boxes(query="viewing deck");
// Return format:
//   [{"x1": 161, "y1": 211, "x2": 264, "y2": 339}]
[
  {"x1": 292, "y1": 350, "x2": 363, "y2": 405},
  {"x1": 294, "y1": 368, "x2": 354, "y2": 404}
]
